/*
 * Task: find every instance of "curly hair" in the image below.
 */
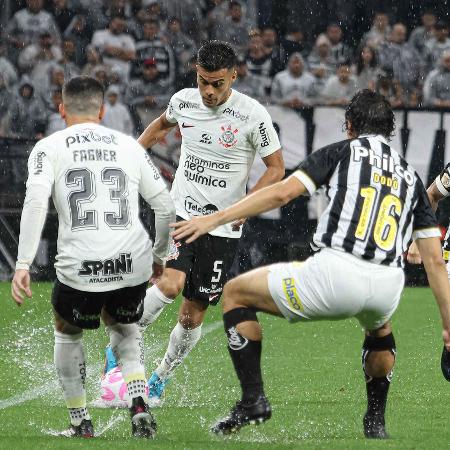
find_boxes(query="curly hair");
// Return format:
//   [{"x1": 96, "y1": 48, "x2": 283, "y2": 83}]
[
  {"x1": 197, "y1": 40, "x2": 236, "y2": 72},
  {"x1": 344, "y1": 89, "x2": 395, "y2": 140}
]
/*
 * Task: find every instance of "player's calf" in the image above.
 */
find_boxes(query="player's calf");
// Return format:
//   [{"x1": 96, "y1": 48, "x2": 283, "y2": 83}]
[{"x1": 362, "y1": 332, "x2": 396, "y2": 439}]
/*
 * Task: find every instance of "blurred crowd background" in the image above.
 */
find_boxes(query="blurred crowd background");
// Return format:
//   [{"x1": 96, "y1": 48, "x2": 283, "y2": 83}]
[{"x1": 1, "y1": 0, "x2": 450, "y2": 138}]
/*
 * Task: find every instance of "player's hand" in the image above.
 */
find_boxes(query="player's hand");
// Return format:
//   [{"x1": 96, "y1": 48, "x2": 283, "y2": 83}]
[
  {"x1": 170, "y1": 215, "x2": 219, "y2": 243},
  {"x1": 150, "y1": 262, "x2": 164, "y2": 285},
  {"x1": 231, "y1": 218, "x2": 246, "y2": 231},
  {"x1": 11, "y1": 269, "x2": 32, "y2": 306},
  {"x1": 407, "y1": 241, "x2": 422, "y2": 264}
]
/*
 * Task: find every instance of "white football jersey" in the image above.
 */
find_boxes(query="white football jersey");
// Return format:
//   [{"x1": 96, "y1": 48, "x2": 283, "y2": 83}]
[
  {"x1": 26, "y1": 123, "x2": 167, "y2": 291},
  {"x1": 166, "y1": 88, "x2": 281, "y2": 238}
]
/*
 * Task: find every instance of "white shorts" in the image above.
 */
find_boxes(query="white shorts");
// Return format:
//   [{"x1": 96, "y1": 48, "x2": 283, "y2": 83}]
[
  {"x1": 446, "y1": 261, "x2": 450, "y2": 280},
  {"x1": 267, "y1": 248, "x2": 405, "y2": 330}
]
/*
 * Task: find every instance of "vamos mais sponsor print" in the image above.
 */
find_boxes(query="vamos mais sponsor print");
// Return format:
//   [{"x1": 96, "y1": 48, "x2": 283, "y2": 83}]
[{"x1": 183, "y1": 154, "x2": 229, "y2": 188}]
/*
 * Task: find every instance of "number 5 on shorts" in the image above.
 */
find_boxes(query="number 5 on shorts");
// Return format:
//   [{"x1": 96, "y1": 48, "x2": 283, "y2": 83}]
[{"x1": 211, "y1": 260, "x2": 223, "y2": 283}]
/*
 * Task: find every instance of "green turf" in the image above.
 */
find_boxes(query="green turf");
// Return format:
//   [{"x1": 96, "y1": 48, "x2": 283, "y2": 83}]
[{"x1": 0, "y1": 282, "x2": 449, "y2": 449}]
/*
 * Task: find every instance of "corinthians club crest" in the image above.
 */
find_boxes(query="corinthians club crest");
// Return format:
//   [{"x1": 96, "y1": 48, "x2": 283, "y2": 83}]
[{"x1": 219, "y1": 124, "x2": 238, "y2": 148}]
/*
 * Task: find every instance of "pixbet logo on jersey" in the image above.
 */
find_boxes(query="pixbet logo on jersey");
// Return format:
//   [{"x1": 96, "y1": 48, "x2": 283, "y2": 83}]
[
  {"x1": 219, "y1": 124, "x2": 238, "y2": 148},
  {"x1": 78, "y1": 253, "x2": 133, "y2": 283},
  {"x1": 65, "y1": 131, "x2": 118, "y2": 148}
]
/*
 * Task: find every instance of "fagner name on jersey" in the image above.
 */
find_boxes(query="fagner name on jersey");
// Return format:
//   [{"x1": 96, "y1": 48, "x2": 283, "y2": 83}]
[
  {"x1": 65, "y1": 131, "x2": 118, "y2": 148},
  {"x1": 258, "y1": 122, "x2": 270, "y2": 147},
  {"x1": 352, "y1": 146, "x2": 414, "y2": 185},
  {"x1": 72, "y1": 149, "x2": 117, "y2": 162},
  {"x1": 78, "y1": 253, "x2": 133, "y2": 278}
]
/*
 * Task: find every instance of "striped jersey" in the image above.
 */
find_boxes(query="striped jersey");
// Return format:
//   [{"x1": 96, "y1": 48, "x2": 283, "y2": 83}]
[
  {"x1": 293, "y1": 134, "x2": 440, "y2": 267},
  {"x1": 434, "y1": 163, "x2": 450, "y2": 254}
]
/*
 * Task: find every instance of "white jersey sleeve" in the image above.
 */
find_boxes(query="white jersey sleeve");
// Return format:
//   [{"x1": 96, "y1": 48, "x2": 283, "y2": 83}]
[
  {"x1": 16, "y1": 142, "x2": 55, "y2": 270},
  {"x1": 248, "y1": 102, "x2": 281, "y2": 158},
  {"x1": 165, "y1": 90, "x2": 187, "y2": 124}
]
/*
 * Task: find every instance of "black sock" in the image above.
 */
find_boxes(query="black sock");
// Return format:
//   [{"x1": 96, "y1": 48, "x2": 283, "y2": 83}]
[
  {"x1": 223, "y1": 309, "x2": 264, "y2": 404},
  {"x1": 366, "y1": 376, "x2": 390, "y2": 416}
]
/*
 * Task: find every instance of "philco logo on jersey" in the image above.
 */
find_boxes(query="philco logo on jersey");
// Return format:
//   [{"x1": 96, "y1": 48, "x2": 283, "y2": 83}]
[
  {"x1": 65, "y1": 131, "x2": 118, "y2": 148},
  {"x1": 353, "y1": 146, "x2": 414, "y2": 186},
  {"x1": 222, "y1": 107, "x2": 250, "y2": 123},
  {"x1": 258, "y1": 122, "x2": 270, "y2": 148},
  {"x1": 33, "y1": 151, "x2": 46, "y2": 175},
  {"x1": 219, "y1": 124, "x2": 238, "y2": 148},
  {"x1": 282, "y1": 277, "x2": 304, "y2": 312},
  {"x1": 179, "y1": 100, "x2": 199, "y2": 109},
  {"x1": 185, "y1": 196, "x2": 218, "y2": 216},
  {"x1": 78, "y1": 253, "x2": 132, "y2": 282}
]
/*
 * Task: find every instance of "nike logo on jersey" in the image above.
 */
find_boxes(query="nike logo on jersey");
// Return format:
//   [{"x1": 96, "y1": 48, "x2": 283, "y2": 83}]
[
  {"x1": 209, "y1": 294, "x2": 220, "y2": 302},
  {"x1": 182, "y1": 122, "x2": 195, "y2": 128}
]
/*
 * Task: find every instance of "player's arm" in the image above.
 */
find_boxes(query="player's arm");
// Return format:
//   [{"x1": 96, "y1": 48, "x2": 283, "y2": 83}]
[
  {"x1": 172, "y1": 175, "x2": 306, "y2": 243},
  {"x1": 408, "y1": 172, "x2": 449, "y2": 264},
  {"x1": 138, "y1": 110, "x2": 177, "y2": 150},
  {"x1": 415, "y1": 237, "x2": 450, "y2": 350},
  {"x1": 12, "y1": 146, "x2": 54, "y2": 305}
]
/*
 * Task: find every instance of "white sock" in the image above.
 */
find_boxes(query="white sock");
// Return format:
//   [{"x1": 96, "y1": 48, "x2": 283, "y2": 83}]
[
  {"x1": 54, "y1": 330, "x2": 90, "y2": 425},
  {"x1": 138, "y1": 285, "x2": 174, "y2": 331},
  {"x1": 155, "y1": 322, "x2": 202, "y2": 380},
  {"x1": 108, "y1": 323, "x2": 147, "y2": 404}
]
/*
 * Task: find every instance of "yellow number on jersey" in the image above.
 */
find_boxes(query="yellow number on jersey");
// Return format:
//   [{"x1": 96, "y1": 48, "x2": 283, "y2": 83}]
[{"x1": 355, "y1": 187, "x2": 402, "y2": 251}]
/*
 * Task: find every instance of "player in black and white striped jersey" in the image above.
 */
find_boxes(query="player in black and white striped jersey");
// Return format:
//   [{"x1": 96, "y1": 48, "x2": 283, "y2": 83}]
[{"x1": 171, "y1": 90, "x2": 450, "y2": 438}]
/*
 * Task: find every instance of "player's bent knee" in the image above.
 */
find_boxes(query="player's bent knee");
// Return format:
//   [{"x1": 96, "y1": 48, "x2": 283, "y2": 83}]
[
  {"x1": 362, "y1": 332, "x2": 396, "y2": 378},
  {"x1": 158, "y1": 271, "x2": 185, "y2": 299},
  {"x1": 222, "y1": 278, "x2": 247, "y2": 312}
]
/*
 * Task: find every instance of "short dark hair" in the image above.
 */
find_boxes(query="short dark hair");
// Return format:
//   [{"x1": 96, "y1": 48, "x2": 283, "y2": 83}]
[
  {"x1": 345, "y1": 89, "x2": 395, "y2": 139},
  {"x1": 62, "y1": 76, "x2": 104, "y2": 115},
  {"x1": 197, "y1": 40, "x2": 236, "y2": 72}
]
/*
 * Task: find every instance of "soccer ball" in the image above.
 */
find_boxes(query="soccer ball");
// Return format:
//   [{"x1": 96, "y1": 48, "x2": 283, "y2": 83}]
[{"x1": 99, "y1": 367, "x2": 149, "y2": 408}]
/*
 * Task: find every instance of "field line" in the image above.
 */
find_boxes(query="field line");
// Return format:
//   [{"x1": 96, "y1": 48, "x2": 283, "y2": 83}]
[{"x1": 0, "y1": 320, "x2": 223, "y2": 410}]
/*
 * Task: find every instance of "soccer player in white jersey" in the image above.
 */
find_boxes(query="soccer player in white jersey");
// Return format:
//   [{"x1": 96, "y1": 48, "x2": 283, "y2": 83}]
[
  {"x1": 11, "y1": 76, "x2": 175, "y2": 438},
  {"x1": 103, "y1": 40, "x2": 285, "y2": 404},
  {"x1": 171, "y1": 90, "x2": 450, "y2": 438}
]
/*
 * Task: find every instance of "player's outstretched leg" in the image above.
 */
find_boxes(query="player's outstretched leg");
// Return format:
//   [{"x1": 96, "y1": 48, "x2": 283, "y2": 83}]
[
  {"x1": 212, "y1": 267, "x2": 282, "y2": 434},
  {"x1": 148, "y1": 298, "x2": 205, "y2": 406},
  {"x1": 361, "y1": 324, "x2": 396, "y2": 439},
  {"x1": 54, "y1": 330, "x2": 94, "y2": 438},
  {"x1": 108, "y1": 322, "x2": 156, "y2": 438}
]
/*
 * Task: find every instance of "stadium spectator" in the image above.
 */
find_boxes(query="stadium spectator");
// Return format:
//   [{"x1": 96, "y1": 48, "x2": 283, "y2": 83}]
[
  {"x1": 423, "y1": 50, "x2": 450, "y2": 107},
  {"x1": 362, "y1": 11, "x2": 391, "y2": 49},
  {"x1": 326, "y1": 23, "x2": 352, "y2": 66},
  {"x1": 424, "y1": 21, "x2": 450, "y2": 72},
  {"x1": 375, "y1": 73, "x2": 404, "y2": 108},
  {"x1": 279, "y1": 27, "x2": 308, "y2": 63},
  {"x1": 134, "y1": 20, "x2": 176, "y2": 86},
  {"x1": 321, "y1": 62, "x2": 358, "y2": 106},
  {"x1": 63, "y1": 12, "x2": 94, "y2": 67},
  {"x1": 8, "y1": 76, "x2": 47, "y2": 139},
  {"x1": 49, "y1": 0, "x2": 76, "y2": 35},
  {"x1": 270, "y1": 53, "x2": 317, "y2": 107},
  {"x1": 0, "y1": 74, "x2": 12, "y2": 136},
  {"x1": 408, "y1": 9, "x2": 437, "y2": 59},
  {"x1": 164, "y1": 0, "x2": 207, "y2": 44},
  {"x1": 245, "y1": 30, "x2": 276, "y2": 93},
  {"x1": 59, "y1": 39, "x2": 81, "y2": 79},
  {"x1": 102, "y1": 85, "x2": 134, "y2": 135},
  {"x1": 93, "y1": 65, "x2": 111, "y2": 89},
  {"x1": 307, "y1": 34, "x2": 335, "y2": 93},
  {"x1": 81, "y1": 45, "x2": 103, "y2": 77},
  {"x1": 127, "y1": 7, "x2": 152, "y2": 41},
  {"x1": 378, "y1": 23, "x2": 421, "y2": 102},
  {"x1": 91, "y1": 16, "x2": 136, "y2": 82},
  {"x1": 164, "y1": 17, "x2": 196, "y2": 79},
  {"x1": 353, "y1": 45, "x2": 382, "y2": 91},
  {"x1": 37, "y1": 64, "x2": 66, "y2": 108},
  {"x1": 175, "y1": 55, "x2": 198, "y2": 90},
  {"x1": 233, "y1": 57, "x2": 265, "y2": 100},
  {"x1": 126, "y1": 58, "x2": 174, "y2": 124},
  {"x1": 6, "y1": 0, "x2": 60, "y2": 64},
  {"x1": 214, "y1": 1, "x2": 252, "y2": 54},
  {"x1": 18, "y1": 31, "x2": 62, "y2": 74},
  {"x1": 261, "y1": 26, "x2": 283, "y2": 74},
  {"x1": 0, "y1": 40, "x2": 18, "y2": 88},
  {"x1": 44, "y1": 89, "x2": 65, "y2": 135}
]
